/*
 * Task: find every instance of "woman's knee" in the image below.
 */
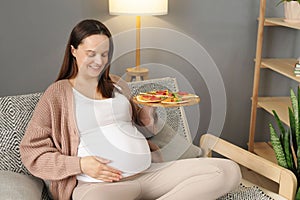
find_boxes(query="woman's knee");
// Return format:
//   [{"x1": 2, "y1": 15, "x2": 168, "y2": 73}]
[{"x1": 219, "y1": 159, "x2": 242, "y2": 189}]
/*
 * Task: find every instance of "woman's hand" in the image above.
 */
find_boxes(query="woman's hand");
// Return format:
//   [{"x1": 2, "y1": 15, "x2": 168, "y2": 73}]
[
  {"x1": 80, "y1": 156, "x2": 123, "y2": 182},
  {"x1": 139, "y1": 106, "x2": 158, "y2": 134}
]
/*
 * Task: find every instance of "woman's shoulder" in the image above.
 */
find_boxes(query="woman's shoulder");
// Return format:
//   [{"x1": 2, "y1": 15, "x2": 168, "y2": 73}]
[
  {"x1": 45, "y1": 79, "x2": 71, "y2": 92},
  {"x1": 32, "y1": 80, "x2": 72, "y2": 112},
  {"x1": 42, "y1": 79, "x2": 72, "y2": 99}
]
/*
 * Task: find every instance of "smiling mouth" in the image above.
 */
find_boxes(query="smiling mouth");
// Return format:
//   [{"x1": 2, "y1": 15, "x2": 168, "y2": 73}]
[{"x1": 89, "y1": 65, "x2": 101, "y2": 70}]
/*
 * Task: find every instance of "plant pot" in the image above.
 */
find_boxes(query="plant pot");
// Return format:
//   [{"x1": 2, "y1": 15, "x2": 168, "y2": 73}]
[{"x1": 284, "y1": 1, "x2": 300, "y2": 24}]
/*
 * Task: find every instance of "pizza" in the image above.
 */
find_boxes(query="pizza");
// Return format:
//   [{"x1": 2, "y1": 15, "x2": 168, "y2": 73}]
[
  {"x1": 135, "y1": 90, "x2": 198, "y2": 104},
  {"x1": 161, "y1": 92, "x2": 187, "y2": 104},
  {"x1": 160, "y1": 97, "x2": 188, "y2": 104},
  {"x1": 136, "y1": 94, "x2": 165, "y2": 103},
  {"x1": 143, "y1": 90, "x2": 170, "y2": 98}
]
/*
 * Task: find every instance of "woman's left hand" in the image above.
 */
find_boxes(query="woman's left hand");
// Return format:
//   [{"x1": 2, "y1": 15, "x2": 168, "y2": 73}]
[{"x1": 139, "y1": 106, "x2": 157, "y2": 134}]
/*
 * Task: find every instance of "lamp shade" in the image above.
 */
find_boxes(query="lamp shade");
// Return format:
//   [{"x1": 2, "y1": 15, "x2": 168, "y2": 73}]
[{"x1": 109, "y1": 0, "x2": 168, "y2": 16}]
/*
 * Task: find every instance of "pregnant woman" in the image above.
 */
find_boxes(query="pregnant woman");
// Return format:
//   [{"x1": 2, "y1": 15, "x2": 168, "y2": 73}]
[{"x1": 20, "y1": 19, "x2": 241, "y2": 200}]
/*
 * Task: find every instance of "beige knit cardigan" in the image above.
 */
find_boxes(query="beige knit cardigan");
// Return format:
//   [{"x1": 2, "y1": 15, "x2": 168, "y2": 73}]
[
  {"x1": 20, "y1": 79, "x2": 82, "y2": 199},
  {"x1": 20, "y1": 76, "x2": 142, "y2": 200}
]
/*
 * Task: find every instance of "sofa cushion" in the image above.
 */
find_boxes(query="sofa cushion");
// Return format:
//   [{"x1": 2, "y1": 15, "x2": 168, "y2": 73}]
[
  {"x1": 0, "y1": 93, "x2": 43, "y2": 174},
  {"x1": 0, "y1": 171, "x2": 43, "y2": 200}
]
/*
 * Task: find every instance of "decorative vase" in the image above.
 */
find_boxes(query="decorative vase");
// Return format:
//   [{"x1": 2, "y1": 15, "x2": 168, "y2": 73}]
[{"x1": 284, "y1": 1, "x2": 300, "y2": 24}]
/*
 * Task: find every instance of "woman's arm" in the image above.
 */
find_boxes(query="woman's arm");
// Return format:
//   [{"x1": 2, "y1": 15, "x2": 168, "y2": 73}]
[{"x1": 138, "y1": 106, "x2": 158, "y2": 134}]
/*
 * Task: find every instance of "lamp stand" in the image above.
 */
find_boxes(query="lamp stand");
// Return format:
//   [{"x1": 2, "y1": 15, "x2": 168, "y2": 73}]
[{"x1": 126, "y1": 16, "x2": 149, "y2": 82}]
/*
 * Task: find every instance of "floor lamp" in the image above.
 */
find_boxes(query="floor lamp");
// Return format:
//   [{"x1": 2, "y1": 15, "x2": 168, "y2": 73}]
[{"x1": 109, "y1": 0, "x2": 168, "y2": 81}]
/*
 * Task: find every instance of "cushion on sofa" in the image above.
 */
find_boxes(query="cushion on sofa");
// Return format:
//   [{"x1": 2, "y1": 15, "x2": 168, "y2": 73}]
[
  {"x1": 0, "y1": 93, "x2": 51, "y2": 199},
  {"x1": 0, "y1": 93, "x2": 43, "y2": 174},
  {"x1": 0, "y1": 171, "x2": 43, "y2": 200}
]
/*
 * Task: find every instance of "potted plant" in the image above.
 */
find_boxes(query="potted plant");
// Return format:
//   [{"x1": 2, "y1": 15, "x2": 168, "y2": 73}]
[
  {"x1": 277, "y1": 0, "x2": 300, "y2": 23},
  {"x1": 269, "y1": 87, "x2": 300, "y2": 199}
]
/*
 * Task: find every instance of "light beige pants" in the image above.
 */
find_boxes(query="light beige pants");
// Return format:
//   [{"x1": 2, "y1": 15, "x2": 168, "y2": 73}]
[{"x1": 72, "y1": 158, "x2": 241, "y2": 200}]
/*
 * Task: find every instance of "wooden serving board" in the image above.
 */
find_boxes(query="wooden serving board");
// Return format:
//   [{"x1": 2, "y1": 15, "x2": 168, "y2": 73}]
[{"x1": 132, "y1": 96, "x2": 200, "y2": 108}]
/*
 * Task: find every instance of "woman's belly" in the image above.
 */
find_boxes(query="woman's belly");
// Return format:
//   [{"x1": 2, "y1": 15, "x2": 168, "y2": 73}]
[{"x1": 77, "y1": 122, "x2": 151, "y2": 182}]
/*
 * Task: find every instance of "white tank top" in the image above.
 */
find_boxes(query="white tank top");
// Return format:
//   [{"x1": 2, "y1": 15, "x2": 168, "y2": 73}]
[{"x1": 73, "y1": 88, "x2": 151, "y2": 182}]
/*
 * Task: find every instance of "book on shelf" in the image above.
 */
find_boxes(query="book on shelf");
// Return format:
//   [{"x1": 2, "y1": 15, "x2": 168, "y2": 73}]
[{"x1": 294, "y1": 61, "x2": 300, "y2": 76}]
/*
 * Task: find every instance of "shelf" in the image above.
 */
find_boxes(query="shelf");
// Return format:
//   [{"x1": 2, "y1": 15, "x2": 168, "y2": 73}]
[
  {"x1": 253, "y1": 142, "x2": 278, "y2": 164},
  {"x1": 260, "y1": 58, "x2": 299, "y2": 82},
  {"x1": 257, "y1": 97, "x2": 291, "y2": 126},
  {"x1": 264, "y1": 18, "x2": 300, "y2": 30}
]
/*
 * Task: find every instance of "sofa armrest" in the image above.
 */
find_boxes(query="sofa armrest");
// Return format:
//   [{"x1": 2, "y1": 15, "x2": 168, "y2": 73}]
[{"x1": 199, "y1": 133, "x2": 297, "y2": 200}]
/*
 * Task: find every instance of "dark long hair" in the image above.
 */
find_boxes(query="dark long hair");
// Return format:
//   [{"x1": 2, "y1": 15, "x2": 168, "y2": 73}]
[{"x1": 56, "y1": 19, "x2": 115, "y2": 98}]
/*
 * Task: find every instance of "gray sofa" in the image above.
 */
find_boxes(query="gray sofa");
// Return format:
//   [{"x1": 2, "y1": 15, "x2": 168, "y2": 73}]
[
  {"x1": 0, "y1": 77, "x2": 202, "y2": 200},
  {"x1": 0, "y1": 77, "x2": 275, "y2": 200}
]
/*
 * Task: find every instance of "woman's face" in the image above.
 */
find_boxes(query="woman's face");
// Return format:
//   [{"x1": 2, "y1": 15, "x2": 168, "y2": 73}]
[{"x1": 71, "y1": 34, "x2": 110, "y2": 79}]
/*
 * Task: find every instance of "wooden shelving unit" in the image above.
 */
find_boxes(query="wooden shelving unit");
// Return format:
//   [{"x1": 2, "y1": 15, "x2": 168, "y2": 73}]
[
  {"x1": 261, "y1": 59, "x2": 299, "y2": 82},
  {"x1": 264, "y1": 18, "x2": 300, "y2": 29},
  {"x1": 253, "y1": 142, "x2": 278, "y2": 164},
  {"x1": 248, "y1": 0, "x2": 299, "y2": 162},
  {"x1": 257, "y1": 97, "x2": 291, "y2": 125}
]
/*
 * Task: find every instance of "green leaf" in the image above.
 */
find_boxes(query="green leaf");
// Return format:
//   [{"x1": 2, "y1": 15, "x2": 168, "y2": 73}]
[
  {"x1": 291, "y1": 89, "x2": 300, "y2": 147},
  {"x1": 298, "y1": 86, "x2": 300, "y2": 146},
  {"x1": 295, "y1": 187, "x2": 300, "y2": 200},
  {"x1": 273, "y1": 110, "x2": 286, "y2": 148},
  {"x1": 269, "y1": 124, "x2": 288, "y2": 168},
  {"x1": 283, "y1": 130, "x2": 295, "y2": 171},
  {"x1": 289, "y1": 107, "x2": 298, "y2": 154},
  {"x1": 297, "y1": 147, "x2": 300, "y2": 179},
  {"x1": 272, "y1": 110, "x2": 286, "y2": 135}
]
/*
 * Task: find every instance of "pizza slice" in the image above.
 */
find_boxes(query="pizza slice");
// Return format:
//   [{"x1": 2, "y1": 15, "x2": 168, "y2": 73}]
[
  {"x1": 161, "y1": 97, "x2": 187, "y2": 104},
  {"x1": 161, "y1": 92, "x2": 187, "y2": 104},
  {"x1": 143, "y1": 90, "x2": 170, "y2": 98},
  {"x1": 136, "y1": 94, "x2": 164, "y2": 103}
]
